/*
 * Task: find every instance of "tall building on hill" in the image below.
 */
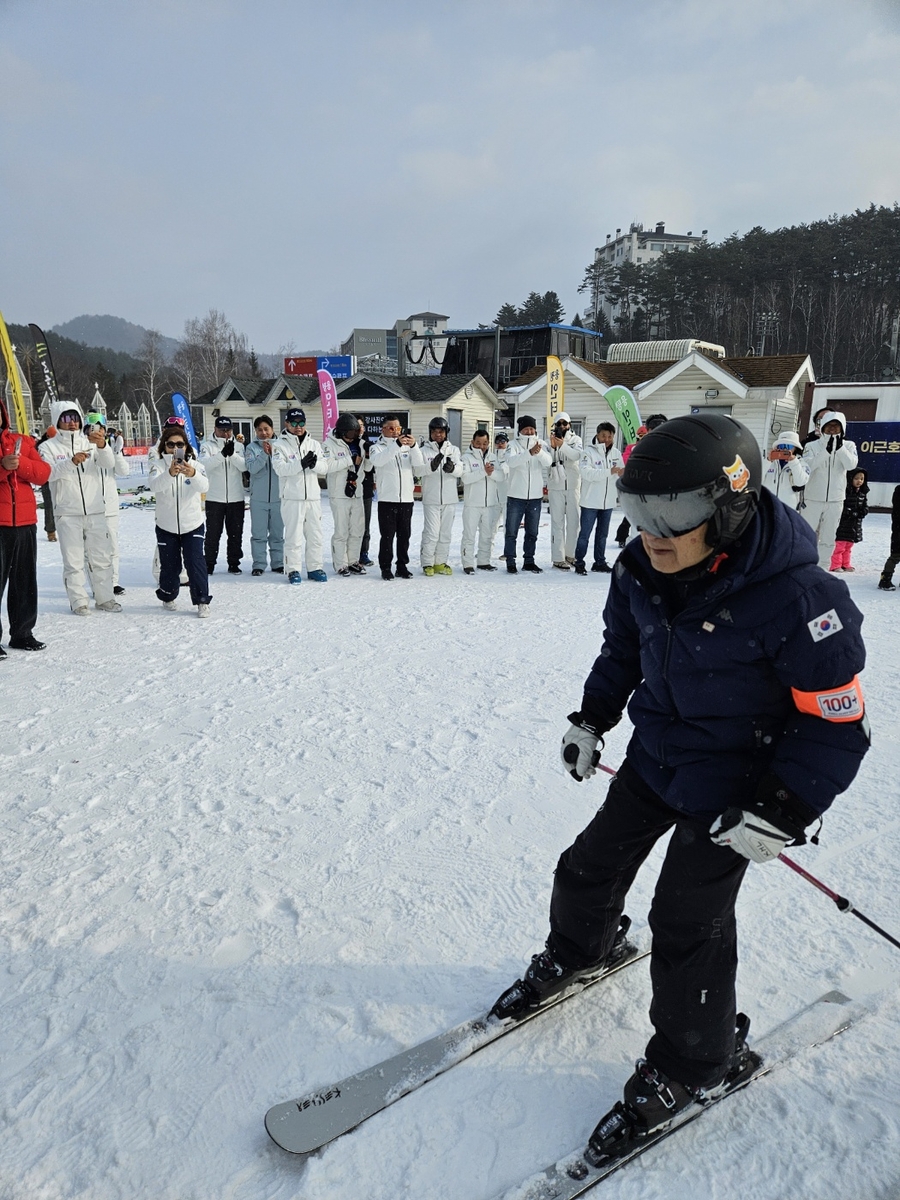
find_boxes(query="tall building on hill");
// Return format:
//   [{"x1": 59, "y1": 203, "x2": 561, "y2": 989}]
[{"x1": 590, "y1": 222, "x2": 707, "y2": 331}]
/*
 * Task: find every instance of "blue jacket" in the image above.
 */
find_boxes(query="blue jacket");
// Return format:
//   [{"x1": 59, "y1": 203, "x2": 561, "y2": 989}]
[
  {"x1": 244, "y1": 438, "x2": 281, "y2": 506},
  {"x1": 582, "y1": 489, "x2": 868, "y2": 820}
]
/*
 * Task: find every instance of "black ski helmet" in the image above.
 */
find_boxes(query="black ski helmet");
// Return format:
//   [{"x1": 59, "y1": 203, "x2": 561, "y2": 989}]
[
  {"x1": 334, "y1": 412, "x2": 361, "y2": 439},
  {"x1": 428, "y1": 416, "x2": 450, "y2": 436},
  {"x1": 616, "y1": 413, "x2": 761, "y2": 548}
]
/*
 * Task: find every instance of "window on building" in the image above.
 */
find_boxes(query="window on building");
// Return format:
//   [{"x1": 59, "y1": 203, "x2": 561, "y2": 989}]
[{"x1": 650, "y1": 242, "x2": 664, "y2": 251}]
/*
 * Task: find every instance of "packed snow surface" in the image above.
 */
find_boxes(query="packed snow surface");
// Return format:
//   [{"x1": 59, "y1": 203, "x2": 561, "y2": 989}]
[{"x1": 2, "y1": 497, "x2": 899, "y2": 1200}]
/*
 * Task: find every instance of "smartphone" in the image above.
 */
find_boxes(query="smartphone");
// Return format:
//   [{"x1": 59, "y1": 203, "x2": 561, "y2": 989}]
[
  {"x1": 14, "y1": 437, "x2": 22, "y2": 455},
  {"x1": 174, "y1": 447, "x2": 186, "y2": 463}
]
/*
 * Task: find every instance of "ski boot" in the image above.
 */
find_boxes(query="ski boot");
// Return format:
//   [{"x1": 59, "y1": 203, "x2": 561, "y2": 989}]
[
  {"x1": 584, "y1": 1013, "x2": 761, "y2": 1166},
  {"x1": 490, "y1": 917, "x2": 634, "y2": 1021}
]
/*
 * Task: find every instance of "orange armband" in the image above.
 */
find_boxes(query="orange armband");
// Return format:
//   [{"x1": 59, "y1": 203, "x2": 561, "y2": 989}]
[{"x1": 791, "y1": 675, "x2": 865, "y2": 723}]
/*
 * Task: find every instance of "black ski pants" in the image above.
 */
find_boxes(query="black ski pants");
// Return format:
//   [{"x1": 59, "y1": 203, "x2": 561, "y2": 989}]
[
  {"x1": 156, "y1": 524, "x2": 211, "y2": 607},
  {"x1": 205, "y1": 500, "x2": 245, "y2": 571},
  {"x1": 0, "y1": 524, "x2": 39, "y2": 642},
  {"x1": 377, "y1": 501, "x2": 413, "y2": 571},
  {"x1": 548, "y1": 759, "x2": 749, "y2": 1088}
]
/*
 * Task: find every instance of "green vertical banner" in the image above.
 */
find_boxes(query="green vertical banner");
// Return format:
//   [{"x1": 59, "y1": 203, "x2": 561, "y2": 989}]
[{"x1": 604, "y1": 385, "x2": 642, "y2": 443}]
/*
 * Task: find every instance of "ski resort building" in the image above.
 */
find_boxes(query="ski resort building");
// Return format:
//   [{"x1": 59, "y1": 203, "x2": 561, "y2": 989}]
[
  {"x1": 192, "y1": 372, "x2": 503, "y2": 450},
  {"x1": 505, "y1": 350, "x2": 815, "y2": 453}
]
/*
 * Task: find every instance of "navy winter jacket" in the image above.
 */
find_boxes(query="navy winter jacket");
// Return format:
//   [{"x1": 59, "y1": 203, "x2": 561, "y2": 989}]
[{"x1": 582, "y1": 489, "x2": 868, "y2": 821}]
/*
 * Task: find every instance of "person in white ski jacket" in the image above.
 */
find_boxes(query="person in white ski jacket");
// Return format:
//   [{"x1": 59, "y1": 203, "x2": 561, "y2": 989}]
[
  {"x1": 148, "y1": 425, "x2": 212, "y2": 615},
  {"x1": 271, "y1": 408, "x2": 328, "y2": 582},
  {"x1": 244, "y1": 415, "x2": 284, "y2": 575},
  {"x1": 419, "y1": 416, "x2": 462, "y2": 575},
  {"x1": 547, "y1": 413, "x2": 582, "y2": 569},
  {"x1": 800, "y1": 411, "x2": 858, "y2": 567},
  {"x1": 323, "y1": 413, "x2": 372, "y2": 575},
  {"x1": 460, "y1": 429, "x2": 508, "y2": 572},
  {"x1": 39, "y1": 400, "x2": 119, "y2": 615},
  {"x1": 503, "y1": 415, "x2": 552, "y2": 573},
  {"x1": 84, "y1": 410, "x2": 129, "y2": 594},
  {"x1": 199, "y1": 416, "x2": 246, "y2": 574},
  {"x1": 369, "y1": 416, "x2": 425, "y2": 579},
  {"x1": 761, "y1": 432, "x2": 809, "y2": 511},
  {"x1": 490, "y1": 430, "x2": 510, "y2": 553},
  {"x1": 574, "y1": 422, "x2": 625, "y2": 574}
]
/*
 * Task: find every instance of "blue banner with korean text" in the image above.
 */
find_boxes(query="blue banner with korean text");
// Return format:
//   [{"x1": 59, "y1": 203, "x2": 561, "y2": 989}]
[{"x1": 845, "y1": 423, "x2": 900, "y2": 482}]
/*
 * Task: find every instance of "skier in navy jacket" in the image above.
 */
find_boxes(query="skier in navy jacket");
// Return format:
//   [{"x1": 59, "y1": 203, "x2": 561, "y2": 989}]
[{"x1": 493, "y1": 414, "x2": 869, "y2": 1163}]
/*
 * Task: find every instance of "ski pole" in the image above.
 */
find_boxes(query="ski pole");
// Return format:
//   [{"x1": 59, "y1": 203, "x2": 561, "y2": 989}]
[
  {"x1": 595, "y1": 762, "x2": 900, "y2": 952},
  {"x1": 777, "y1": 853, "x2": 900, "y2": 952}
]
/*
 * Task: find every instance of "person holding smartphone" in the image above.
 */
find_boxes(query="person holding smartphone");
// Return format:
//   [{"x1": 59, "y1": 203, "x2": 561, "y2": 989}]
[
  {"x1": 761, "y1": 432, "x2": 809, "y2": 510},
  {"x1": 148, "y1": 428, "x2": 212, "y2": 617}
]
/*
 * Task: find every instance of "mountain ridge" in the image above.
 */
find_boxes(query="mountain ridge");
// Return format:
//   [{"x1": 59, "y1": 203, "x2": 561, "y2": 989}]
[{"x1": 51, "y1": 314, "x2": 180, "y2": 360}]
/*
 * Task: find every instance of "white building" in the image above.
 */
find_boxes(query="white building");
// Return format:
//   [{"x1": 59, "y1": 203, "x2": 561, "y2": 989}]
[
  {"x1": 506, "y1": 351, "x2": 814, "y2": 457},
  {"x1": 590, "y1": 221, "x2": 707, "y2": 329}
]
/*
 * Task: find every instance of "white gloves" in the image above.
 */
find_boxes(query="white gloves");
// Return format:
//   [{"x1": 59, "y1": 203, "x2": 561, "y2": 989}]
[
  {"x1": 709, "y1": 807, "x2": 791, "y2": 863},
  {"x1": 561, "y1": 715, "x2": 603, "y2": 782}
]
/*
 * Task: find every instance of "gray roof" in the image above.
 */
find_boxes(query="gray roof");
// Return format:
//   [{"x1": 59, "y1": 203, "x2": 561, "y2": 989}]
[{"x1": 339, "y1": 373, "x2": 493, "y2": 404}]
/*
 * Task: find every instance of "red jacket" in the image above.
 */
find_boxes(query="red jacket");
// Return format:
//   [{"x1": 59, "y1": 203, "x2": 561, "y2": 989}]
[{"x1": 0, "y1": 398, "x2": 51, "y2": 527}]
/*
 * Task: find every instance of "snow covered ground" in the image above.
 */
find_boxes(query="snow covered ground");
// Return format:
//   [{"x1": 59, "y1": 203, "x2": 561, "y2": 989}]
[{"x1": 2, "y1": 496, "x2": 899, "y2": 1200}]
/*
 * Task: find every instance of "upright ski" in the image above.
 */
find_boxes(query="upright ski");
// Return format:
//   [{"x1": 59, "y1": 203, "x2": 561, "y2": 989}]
[
  {"x1": 493, "y1": 990, "x2": 861, "y2": 1200},
  {"x1": 265, "y1": 940, "x2": 648, "y2": 1154}
]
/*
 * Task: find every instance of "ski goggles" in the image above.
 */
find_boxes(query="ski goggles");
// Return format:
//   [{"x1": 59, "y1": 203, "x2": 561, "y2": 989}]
[
  {"x1": 164, "y1": 416, "x2": 186, "y2": 427},
  {"x1": 616, "y1": 484, "x2": 720, "y2": 539}
]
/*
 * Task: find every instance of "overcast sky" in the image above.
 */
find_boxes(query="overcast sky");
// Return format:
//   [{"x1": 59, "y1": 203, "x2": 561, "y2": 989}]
[{"x1": 3, "y1": 0, "x2": 899, "y2": 353}]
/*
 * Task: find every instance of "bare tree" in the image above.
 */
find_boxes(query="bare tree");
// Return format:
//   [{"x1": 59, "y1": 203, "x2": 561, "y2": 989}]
[
  {"x1": 136, "y1": 329, "x2": 169, "y2": 432},
  {"x1": 179, "y1": 309, "x2": 249, "y2": 394}
]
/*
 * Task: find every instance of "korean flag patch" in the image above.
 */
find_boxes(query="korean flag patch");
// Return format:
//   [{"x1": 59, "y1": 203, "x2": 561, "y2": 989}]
[{"x1": 808, "y1": 610, "x2": 843, "y2": 642}]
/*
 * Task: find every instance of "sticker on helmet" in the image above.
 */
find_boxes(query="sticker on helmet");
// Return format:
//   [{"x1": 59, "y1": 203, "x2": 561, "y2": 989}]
[{"x1": 723, "y1": 456, "x2": 750, "y2": 492}]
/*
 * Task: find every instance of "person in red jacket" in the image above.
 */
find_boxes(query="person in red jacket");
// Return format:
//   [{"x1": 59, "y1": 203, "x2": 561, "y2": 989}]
[{"x1": 0, "y1": 398, "x2": 51, "y2": 656}]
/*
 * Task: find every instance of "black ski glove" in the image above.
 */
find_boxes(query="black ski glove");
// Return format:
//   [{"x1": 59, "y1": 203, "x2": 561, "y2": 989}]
[
  {"x1": 442, "y1": 458, "x2": 456, "y2": 473},
  {"x1": 221, "y1": 439, "x2": 235, "y2": 457},
  {"x1": 301, "y1": 451, "x2": 318, "y2": 470},
  {"x1": 344, "y1": 471, "x2": 358, "y2": 498},
  {"x1": 430, "y1": 453, "x2": 442, "y2": 471}
]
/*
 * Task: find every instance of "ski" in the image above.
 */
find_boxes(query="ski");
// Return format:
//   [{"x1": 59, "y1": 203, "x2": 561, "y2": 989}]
[
  {"x1": 493, "y1": 989, "x2": 861, "y2": 1200},
  {"x1": 265, "y1": 940, "x2": 648, "y2": 1154}
]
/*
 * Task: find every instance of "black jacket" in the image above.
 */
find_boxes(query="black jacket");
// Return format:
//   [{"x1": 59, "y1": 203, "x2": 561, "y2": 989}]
[
  {"x1": 835, "y1": 471, "x2": 868, "y2": 544},
  {"x1": 581, "y1": 489, "x2": 868, "y2": 820}
]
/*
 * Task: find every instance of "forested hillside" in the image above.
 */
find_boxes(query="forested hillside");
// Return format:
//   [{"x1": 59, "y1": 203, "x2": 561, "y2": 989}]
[{"x1": 581, "y1": 204, "x2": 900, "y2": 381}]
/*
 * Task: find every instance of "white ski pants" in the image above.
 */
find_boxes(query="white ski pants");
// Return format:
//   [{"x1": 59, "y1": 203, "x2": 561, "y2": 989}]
[
  {"x1": 461, "y1": 504, "x2": 500, "y2": 568},
  {"x1": 421, "y1": 502, "x2": 457, "y2": 567},
  {"x1": 57, "y1": 512, "x2": 113, "y2": 611},
  {"x1": 282, "y1": 498, "x2": 324, "y2": 573},
  {"x1": 802, "y1": 500, "x2": 842, "y2": 568},
  {"x1": 549, "y1": 488, "x2": 581, "y2": 561},
  {"x1": 87, "y1": 511, "x2": 120, "y2": 590},
  {"x1": 330, "y1": 496, "x2": 364, "y2": 570}
]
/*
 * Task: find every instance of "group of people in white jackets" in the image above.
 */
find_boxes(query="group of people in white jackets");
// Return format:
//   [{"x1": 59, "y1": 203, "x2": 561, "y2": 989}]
[{"x1": 37, "y1": 401, "x2": 859, "y2": 620}]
